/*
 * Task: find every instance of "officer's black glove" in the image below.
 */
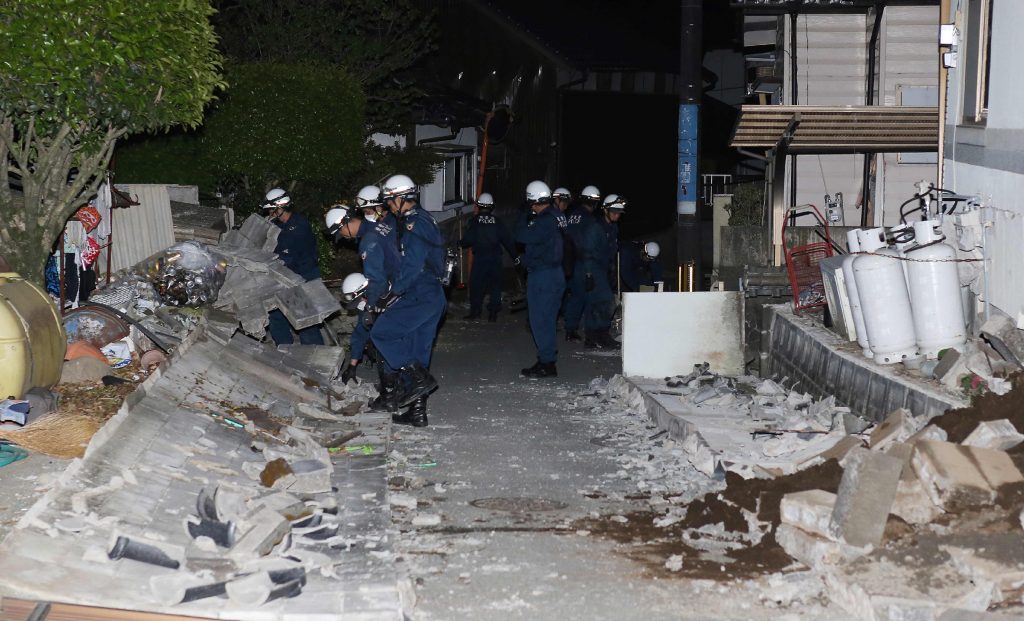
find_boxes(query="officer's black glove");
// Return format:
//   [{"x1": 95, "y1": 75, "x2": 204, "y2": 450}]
[
  {"x1": 526, "y1": 211, "x2": 537, "y2": 224},
  {"x1": 374, "y1": 290, "x2": 401, "y2": 313},
  {"x1": 341, "y1": 364, "x2": 358, "y2": 383},
  {"x1": 513, "y1": 255, "x2": 522, "y2": 266},
  {"x1": 585, "y1": 273, "x2": 595, "y2": 292},
  {"x1": 345, "y1": 297, "x2": 368, "y2": 312}
]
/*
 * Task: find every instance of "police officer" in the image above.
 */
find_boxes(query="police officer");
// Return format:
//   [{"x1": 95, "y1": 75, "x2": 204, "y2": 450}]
[
  {"x1": 582, "y1": 193, "x2": 626, "y2": 349},
  {"x1": 562, "y1": 185, "x2": 601, "y2": 342},
  {"x1": 263, "y1": 188, "x2": 325, "y2": 346},
  {"x1": 460, "y1": 192, "x2": 517, "y2": 322},
  {"x1": 515, "y1": 180, "x2": 567, "y2": 378},
  {"x1": 370, "y1": 174, "x2": 447, "y2": 427},
  {"x1": 325, "y1": 194, "x2": 400, "y2": 389}
]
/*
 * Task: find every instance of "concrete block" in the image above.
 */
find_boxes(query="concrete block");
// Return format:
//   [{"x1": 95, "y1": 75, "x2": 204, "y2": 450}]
[
  {"x1": 911, "y1": 440, "x2": 1024, "y2": 509},
  {"x1": 870, "y1": 408, "x2": 917, "y2": 451},
  {"x1": 817, "y1": 436, "x2": 866, "y2": 465},
  {"x1": 780, "y1": 489, "x2": 837, "y2": 539},
  {"x1": 890, "y1": 476, "x2": 943, "y2": 525},
  {"x1": 60, "y1": 357, "x2": 111, "y2": 384},
  {"x1": 775, "y1": 524, "x2": 868, "y2": 571},
  {"x1": 247, "y1": 492, "x2": 308, "y2": 520},
  {"x1": 828, "y1": 447, "x2": 903, "y2": 547},
  {"x1": 943, "y1": 544, "x2": 1024, "y2": 596},
  {"x1": 963, "y1": 419, "x2": 1024, "y2": 451},
  {"x1": 980, "y1": 313, "x2": 1024, "y2": 366},
  {"x1": 276, "y1": 279, "x2": 341, "y2": 330},
  {"x1": 907, "y1": 424, "x2": 949, "y2": 445},
  {"x1": 229, "y1": 507, "x2": 290, "y2": 561}
]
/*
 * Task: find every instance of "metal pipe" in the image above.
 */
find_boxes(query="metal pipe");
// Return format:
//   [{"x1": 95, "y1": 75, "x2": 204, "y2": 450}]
[
  {"x1": 861, "y1": 4, "x2": 885, "y2": 227},
  {"x1": 789, "y1": 12, "x2": 799, "y2": 221}
]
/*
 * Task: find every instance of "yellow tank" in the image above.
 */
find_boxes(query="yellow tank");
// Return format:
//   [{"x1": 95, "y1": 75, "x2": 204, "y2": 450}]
[{"x1": 0, "y1": 273, "x2": 66, "y2": 399}]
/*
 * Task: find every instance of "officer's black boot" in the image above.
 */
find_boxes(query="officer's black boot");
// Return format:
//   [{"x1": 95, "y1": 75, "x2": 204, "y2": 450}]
[
  {"x1": 521, "y1": 361, "x2": 557, "y2": 378},
  {"x1": 396, "y1": 363, "x2": 438, "y2": 407},
  {"x1": 368, "y1": 370, "x2": 399, "y2": 413},
  {"x1": 487, "y1": 309, "x2": 498, "y2": 322},
  {"x1": 584, "y1": 330, "x2": 604, "y2": 349},
  {"x1": 464, "y1": 308, "x2": 481, "y2": 320},
  {"x1": 393, "y1": 396, "x2": 428, "y2": 427},
  {"x1": 565, "y1": 330, "x2": 582, "y2": 342},
  {"x1": 598, "y1": 330, "x2": 619, "y2": 349}
]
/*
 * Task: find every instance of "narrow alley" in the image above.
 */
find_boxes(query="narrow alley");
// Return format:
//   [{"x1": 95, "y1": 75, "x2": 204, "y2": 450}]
[{"x1": 386, "y1": 312, "x2": 851, "y2": 620}]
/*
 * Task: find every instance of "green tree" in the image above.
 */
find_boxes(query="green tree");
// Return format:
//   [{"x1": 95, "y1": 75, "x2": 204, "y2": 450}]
[{"x1": 0, "y1": 0, "x2": 224, "y2": 283}]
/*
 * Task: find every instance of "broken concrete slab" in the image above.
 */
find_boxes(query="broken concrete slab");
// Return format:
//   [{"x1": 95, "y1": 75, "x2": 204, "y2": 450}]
[
  {"x1": 780, "y1": 489, "x2": 837, "y2": 539},
  {"x1": 963, "y1": 419, "x2": 1024, "y2": 451},
  {"x1": 890, "y1": 476, "x2": 944, "y2": 525},
  {"x1": 828, "y1": 447, "x2": 903, "y2": 548},
  {"x1": 942, "y1": 544, "x2": 1024, "y2": 598},
  {"x1": 911, "y1": 440, "x2": 1024, "y2": 508},
  {"x1": 775, "y1": 524, "x2": 868, "y2": 572},
  {"x1": 60, "y1": 357, "x2": 112, "y2": 384},
  {"x1": 275, "y1": 279, "x2": 342, "y2": 330},
  {"x1": 907, "y1": 423, "x2": 949, "y2": 445},
  {"x1": 980, "y1": 313, "x2": 1024, "y2": 367},
  {"x1": 869, "y1": 408, "x2": 917, "y2": 451}
]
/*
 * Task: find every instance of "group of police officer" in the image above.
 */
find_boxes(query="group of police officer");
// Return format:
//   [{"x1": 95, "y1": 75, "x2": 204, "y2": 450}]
[
  {"x1": 264, "y1": 175, "x2": 652, "y2": 428},
  {"x1": 323, "y1": 175, "x2": 447, "y2": 429}
]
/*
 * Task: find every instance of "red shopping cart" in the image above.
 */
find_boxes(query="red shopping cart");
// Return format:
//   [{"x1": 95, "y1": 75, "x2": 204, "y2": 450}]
[{"x1": 781, "y1": 204, "x2": 833, "y2": 314}]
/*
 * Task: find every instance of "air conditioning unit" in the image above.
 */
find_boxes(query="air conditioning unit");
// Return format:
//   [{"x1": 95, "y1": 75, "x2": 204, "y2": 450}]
[{"x1": 819, "y1": 255, "x2": 857, "y2": 342}]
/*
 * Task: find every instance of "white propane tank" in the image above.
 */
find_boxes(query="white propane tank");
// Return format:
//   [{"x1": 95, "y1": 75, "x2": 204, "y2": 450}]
[
  {"x1": 905, "y1": 220, "x2": 967, "y2": 358},
  {"x1": 853, "y1": 228, "x2": 919, "y2": 364},
  {"x1": 841, "y1": 229, "x2": 872, "y2": 358}
]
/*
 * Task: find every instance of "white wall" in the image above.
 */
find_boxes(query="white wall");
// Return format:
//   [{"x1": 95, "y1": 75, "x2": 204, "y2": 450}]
[{"x1": 943, "y1": 0, "x2": 1024, "y2": 321}]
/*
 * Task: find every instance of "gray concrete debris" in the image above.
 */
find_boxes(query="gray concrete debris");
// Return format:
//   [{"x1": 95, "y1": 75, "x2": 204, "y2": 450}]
[
  {"x1": 60, "y1": 357, "x2": 112, "y2": 384},
  {"x1": 775, "y1": 524, "x2": 867, "y2": 572},
  {"x1": 912, "y1": 440, "x2": 1024, "y2": 508},
  {"x1": 938, "y1": 610, "x2": 1024, "y2": 621},
  {"x1": 979, "y1": 313, "x2": 1024, "y2": 368},
  {"x1": 869, "y1": 408, "x2": 919, "y2": 451},
  {"x1": 828, "y1": 447, "x2": 903, "y2": 548},
  {"x1": 229, "y1": 508, "x2": 293, "y2": 563},
  {"x1": 890, "y1": 475, "x2": 944, "y2": 525},
  {"x1": 780, "y1": 489, "x2": 836, "y2": 539},
  {"x1": 963, "y1": 419, "x2": 1024, "y2": 451}
]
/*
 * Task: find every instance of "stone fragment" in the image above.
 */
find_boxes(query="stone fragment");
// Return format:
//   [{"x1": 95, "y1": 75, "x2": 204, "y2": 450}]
[
  {"x1": 282, "y1": 459, "x2": 331, "y2": 494},
  {"x1": 979, "y1": 314, "x2": 1024, "y2": 366},
  {"x1": 828, "y1": 448, "x2": 903, "y2": 547},
  {"x1": 411, "y1": 513, "x2": 442, "y2": 527},
  {"x1": 870, "y1": 408, "x2": 917, "y2": 451},
  {"x1": 775, "y1": 524, "x2": 867, "y2": 571},
  {"x1": 906, "y1": 424, "x2": 948, "y2": 445},
  {"x1": 963, "y1": 419, "x2": 1024, "y2": 451},
  {"x1": 150, "y1": 573, "x2": 227, "y2": 605},
  {"x1": 890, "y1": 476, "x2": 943, "y2": 525},
  {"x1": 938, "y1": 610, "x2": 1024, "y2": 621},
  {"x1": 817, "y1": 436, "x2": 865, "y2": 464},
  {"x1": 911, "y1": 440, "x2": 1024, "y2": 508},
  {"x1": 229, "y1": 507, "x2": 290, "y2": 561},
  {"x1": 842, "y1": 412, "x2": 872, "y2": 435},
  {"x1": 60, "y1": 357, "x2": 111, "y2": 384},
  {"x1": 942, "y1": 545, "x2": 1024, "y2": 597},
  {"x1": 780, "y1": 489, "x2": 837, "y2": 539},
  {"x1": 248, "y1": 492, "x2": 308, "y2": 520}
]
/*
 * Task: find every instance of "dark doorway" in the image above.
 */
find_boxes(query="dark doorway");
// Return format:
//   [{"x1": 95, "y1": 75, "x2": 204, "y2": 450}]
[{"x1": 559, "y1": 91, "x2": 678, "y2": 240}]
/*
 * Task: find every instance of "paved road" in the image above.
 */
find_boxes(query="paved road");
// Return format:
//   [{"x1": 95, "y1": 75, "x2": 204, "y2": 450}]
[{"x1": 380, "y1": 304, "x2": 850, "y2": 621}]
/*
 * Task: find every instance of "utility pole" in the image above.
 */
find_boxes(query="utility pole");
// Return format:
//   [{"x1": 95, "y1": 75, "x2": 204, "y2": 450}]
[{"x1": 677, "y1": 0, "x2": 702, "y2": 290}]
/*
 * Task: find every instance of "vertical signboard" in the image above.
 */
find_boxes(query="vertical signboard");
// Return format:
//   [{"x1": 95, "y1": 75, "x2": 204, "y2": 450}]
[{"x1": 677, "y1": 104, "x2": 699, "y2": 215}]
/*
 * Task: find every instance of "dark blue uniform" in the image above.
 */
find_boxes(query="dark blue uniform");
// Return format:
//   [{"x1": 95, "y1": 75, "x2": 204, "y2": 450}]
[
  {"x1": 351, "y1": 215, "x2": 401, "y2": 362},
  {"x1": 269, "y1": 212, "x2": 324, "y2": 345},
  {"x1": 562, "y1": 205, "x2": 594, "y2": 333},
  {"x1": 370, "y1": 206, "x2": 447, "y2": 371},
  {"x1": 620, "y1": 241, "x2": 664, "y2": 292},
  {"x1": 515, "y1": 206, "x2": 567, "y2": 364},
  {"x1": 461, "y1": 211, "x2": 515, "y2": 315},
  {"x1": 582, "y1": 216, "x2": 616, "y2": 333}
]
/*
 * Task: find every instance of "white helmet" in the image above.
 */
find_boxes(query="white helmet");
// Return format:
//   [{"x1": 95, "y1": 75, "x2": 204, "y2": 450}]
[
  {"x1": 603, "y1": 194, "x2": 627, "y2": 212},
  {"x1": 580, "y1": 185, "x2": 600, "y2": 201},
  {"x1": 644, "y1": 241, "x2": 660, "y2": 259},
  {"x1": 325, "y1": 204, "x2": 354, "y2": 235},
  {"x1": 263, "y1": 187, "x2": 290, "y2": 209},
  {"x1": 381, "y1": 174, "x2": 417, "y2": 201},
  {"x1": 341, "y1": 272, "x2": 369, "y2": 301},
  {"x1": 525, "y1": 180, "x2": 551, "y2": 203},
  {"x1": 355, "y1": 185, "x2": 383, "y2": 209},
  {"x1": 477, "y1": 192, "x2": 495, "y2": 208},
  {"x1": 552, "y1": 187, "x2": 572, "y2": 200}
]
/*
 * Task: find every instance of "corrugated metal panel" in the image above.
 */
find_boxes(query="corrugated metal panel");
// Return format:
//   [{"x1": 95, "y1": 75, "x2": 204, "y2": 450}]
[
  {"x1": 880, "y1": 5, "x2": 940, "y2": 225},
  {"x1": 731, "y1": 105, "x2": 939, "y2": 151},
  {"x1": 789, "y1": 14, "x2": 868, "y2": 212},
  {"x1": 109, "y1": 184, "x2": 174, "y2": 272}
]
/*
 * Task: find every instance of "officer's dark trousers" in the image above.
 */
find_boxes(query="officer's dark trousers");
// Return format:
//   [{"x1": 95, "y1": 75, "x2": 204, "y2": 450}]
[
  {"x1": 527, "y1": 266, "x2": 566, "y2": 364},
  {"x1": 584, "y1": 272, "x2": 614, "y2": 333},
  {"x1": 350, "y1": 318, "x2": 370, "y2": 361},
  {"x1": 562, "y1": 266, "x2": 587, "y2": 332},
  {"x1": 469, "y1": 256, "x2": 503, "y2": 313},
  {"x1": 268, "y1": 309, "x2": 324, "y2": 346},
  {"x1": 371, "y1": 280, "x2": 446, "y2": 370}
]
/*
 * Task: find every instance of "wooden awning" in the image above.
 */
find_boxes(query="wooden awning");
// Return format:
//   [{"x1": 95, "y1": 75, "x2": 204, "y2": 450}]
[{"x1": 729, "y1": 105, "x2": 939, "y2": 154}]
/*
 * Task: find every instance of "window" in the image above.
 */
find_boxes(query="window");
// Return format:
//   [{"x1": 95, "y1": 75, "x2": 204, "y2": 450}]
[
  {"x1": 962, "y1": 0, "x2": 994, "y2": 124},
  {"x1": 441, "y1": 156, "x2": 463, "y2": 204}
]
